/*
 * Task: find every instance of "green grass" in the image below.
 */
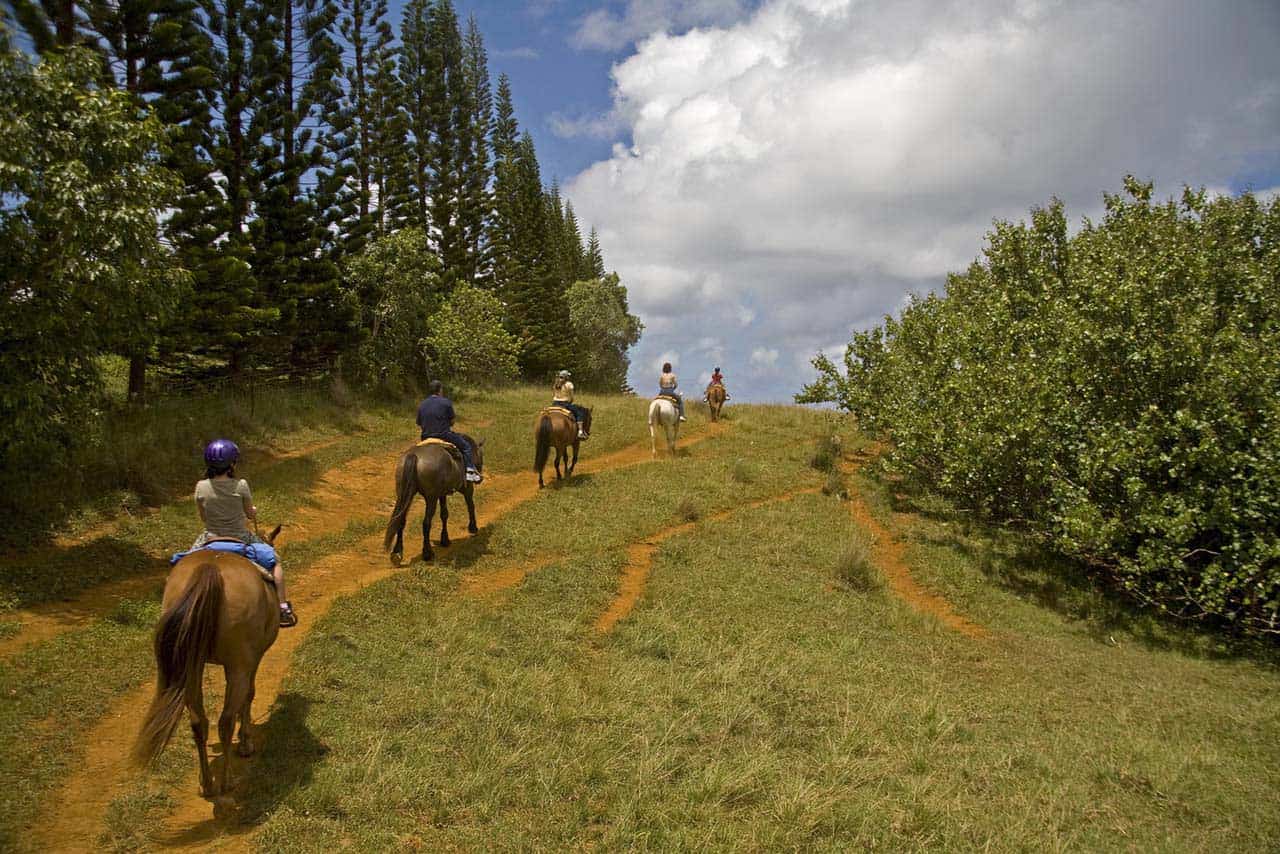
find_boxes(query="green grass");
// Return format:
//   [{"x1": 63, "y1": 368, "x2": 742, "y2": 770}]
[
  {"x1": 228, "y1": 407, "x2": 1277, "y2": 852},
  {"x1": 4, "y1": 392, "x2": 1279, "y2": 852}
]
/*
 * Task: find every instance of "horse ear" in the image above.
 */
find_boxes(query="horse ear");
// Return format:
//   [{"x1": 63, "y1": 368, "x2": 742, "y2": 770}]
[{"x1": 266, "y1": 524, "x2": 282, "y2": 545}]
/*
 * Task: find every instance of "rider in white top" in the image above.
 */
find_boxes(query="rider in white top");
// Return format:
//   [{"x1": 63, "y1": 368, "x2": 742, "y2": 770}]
[{"x1": 552, "y1": 370, "x2": 589, "y2": 439}]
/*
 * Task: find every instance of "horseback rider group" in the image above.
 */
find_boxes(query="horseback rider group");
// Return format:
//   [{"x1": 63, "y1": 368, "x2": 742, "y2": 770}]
[{"x1": 191, "y1": 363, "x2": 728, "y2": 626}]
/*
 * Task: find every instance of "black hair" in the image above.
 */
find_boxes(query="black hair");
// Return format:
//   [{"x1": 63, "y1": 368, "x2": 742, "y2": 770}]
[
  {"x1": 662, "y1": 362, "x2": 672, "y2": 373},
  {"x1": 206, "y1": 464, "x2": 234, "y2": 479},
  {"x1": 429, "y1": 379, "x2": 444, "y2": 395}
]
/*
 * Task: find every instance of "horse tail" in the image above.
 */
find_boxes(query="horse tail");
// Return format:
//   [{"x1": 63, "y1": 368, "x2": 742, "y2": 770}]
[
  {"x1": 132, "y1": 561, "x2": 223, "y2": 767},
  {"x1": 534, "y1": 415, "x2": 553, "y2": 474},
  {"x1": 384, "y1": 452, "x2": 419, "y2": 552}
]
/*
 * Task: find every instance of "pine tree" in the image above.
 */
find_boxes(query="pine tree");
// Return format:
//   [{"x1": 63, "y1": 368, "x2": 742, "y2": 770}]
[
  {"x1": 398, "y1": 0, "x2": 430, "y2": 229},
  {"x1": 488, "y1": 71, "x2": 520, "y2": 295},
  {"x1": 424, "y1": 0, "x2": 466, "y2": 283},
  {"x1": 586, "y1": 226, "x2": 606, "y2": 279},
  {"x1": 458, "y1": 13, "x2": 491, "y2": 284},
  {"x1": 562, "y1": 199, "x2": 586, "y2": 282}
]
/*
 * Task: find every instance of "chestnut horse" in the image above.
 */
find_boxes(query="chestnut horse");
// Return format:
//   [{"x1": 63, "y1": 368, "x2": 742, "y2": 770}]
[
  {"x1": 384, "y1": 437, "x2": 484, "y2": 563},
  {"x1": 534, "y1": 406, "x2": 592, "y2": 487},
  {"x1": 133, "y1": 525, "x2": 283, "y2": 798},
  {"x1": 706, "y1": 384, "x2": 727, "y2": 421}
]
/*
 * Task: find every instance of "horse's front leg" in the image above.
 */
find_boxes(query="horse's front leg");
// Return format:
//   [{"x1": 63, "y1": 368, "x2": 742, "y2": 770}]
[
  {"x1": 438, "y1": 495, "x2": 450, "y2": 547},
  {"x1": 554, "y1": 446, "x2": 563, "y2": 480},
  {"x1": 422, "y1": 498, "x2": 437, "y2": 561},
  {"x1": 569, "y1": 440, "x2": 580, "y2": 475},
  {"x1": 463, "y1": 485, "x2": 479, "y2": 534},
  {"x1": 650, "y1": 423, "x2": 657, "y2": 458}
]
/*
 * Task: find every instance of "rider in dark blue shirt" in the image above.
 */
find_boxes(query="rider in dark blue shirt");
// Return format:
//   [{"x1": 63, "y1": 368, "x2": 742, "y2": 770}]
[{"x1": 417, "y1": 381, "x2": 482, "y2": 483}]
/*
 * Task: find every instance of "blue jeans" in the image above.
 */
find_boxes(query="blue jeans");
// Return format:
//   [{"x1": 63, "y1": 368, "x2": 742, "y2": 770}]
[
  {"x1": 424, "y1": 430, "x2": 477, "y2": 470},
  {"x1": 657, "y1": 388, "x2": 685, "y2": 416},
  {"x1": 552, "y1": 400, "x2": 587, "y2": 424}
]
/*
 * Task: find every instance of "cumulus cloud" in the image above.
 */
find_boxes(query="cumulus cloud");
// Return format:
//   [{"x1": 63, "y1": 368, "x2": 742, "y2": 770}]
[
  {"x1": 565, "y1": 0, "x2": 1280, "y2": 401},
  {"x1": 494, "y1": 46, "x2": 540, "y2": 60},
  {"x1": 572, "y1": 0, "x2": 752, "y2": 52},
  {"x1": 549, "y1": 110, "x2": 624, "y2": 139}
]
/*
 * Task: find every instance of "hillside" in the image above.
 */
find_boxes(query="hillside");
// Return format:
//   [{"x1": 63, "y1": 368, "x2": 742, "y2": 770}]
[{"x1": 1, "y1": 389, "x2": 1277, "y2": 851}]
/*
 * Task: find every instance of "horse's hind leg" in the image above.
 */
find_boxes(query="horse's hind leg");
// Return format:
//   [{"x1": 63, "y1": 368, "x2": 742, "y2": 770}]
[
  {"x1": 463, "y1": 486, "x2": 478, "y2": 534},
  {"x1": 218, "y1": 665, "x2": 253, "y2": 795},
  {"x1": 422, "y1": 498, "x2": 437, "y2": 561},
  {"x1": 189, "y1": 682, "x2": 214, "y2": 797},
  {"x1": 569, "y1": 440, "x2": 580, "y2": 476},
  {"x1": 438, "y1": 495, "x2": 450, "y2": 547},
  {"x1": 554, "y1": 447, "x2": 563, "y2": 480}
]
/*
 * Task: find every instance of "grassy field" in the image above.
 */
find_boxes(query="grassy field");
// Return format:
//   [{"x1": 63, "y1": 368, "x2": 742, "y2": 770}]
[{"x1": 2, "y1": 389, "x2": 1278, "y2": 851}]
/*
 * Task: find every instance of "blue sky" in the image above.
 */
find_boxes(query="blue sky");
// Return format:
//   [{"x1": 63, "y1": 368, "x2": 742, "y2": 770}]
[{"x1": 430, "y1": 0, "x2": 1280, "y2": 403}]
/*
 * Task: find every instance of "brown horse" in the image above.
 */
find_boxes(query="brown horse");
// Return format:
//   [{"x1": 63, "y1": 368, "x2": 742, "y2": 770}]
[
  {"x1": 384, "y1": 437, "x2": 483, "y2": 563},
  {"x1": 534, "y1": 406, "x2": 593, "y2": 487},
  {"x1": 133, "y1": 525, "x2": 283, "y2": 798},
  {"x1": 706, "y1": 384, "x2": 727, "y2": 421}
]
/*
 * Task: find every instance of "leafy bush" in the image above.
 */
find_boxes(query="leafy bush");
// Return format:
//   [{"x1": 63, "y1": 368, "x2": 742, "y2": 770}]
[
  {"x1": 340, "y1": 228, "x2": 442, "y2": 386},
  {"x1": 422, "y1": 286, "x2": 520, "y2": 388},
  {"x1": 800, "y1": 179, "x2": 1280, "y2": 636}
]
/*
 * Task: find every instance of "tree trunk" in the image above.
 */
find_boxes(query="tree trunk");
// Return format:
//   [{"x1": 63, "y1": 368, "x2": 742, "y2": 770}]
[{"x1": 128, "y1": 352, "x2": 146, "y2": 401}]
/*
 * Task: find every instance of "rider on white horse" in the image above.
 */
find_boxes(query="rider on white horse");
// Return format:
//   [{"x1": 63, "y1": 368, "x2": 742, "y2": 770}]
[{"x1": 658, "y1": 362, "x2": 687, "y2": 422}]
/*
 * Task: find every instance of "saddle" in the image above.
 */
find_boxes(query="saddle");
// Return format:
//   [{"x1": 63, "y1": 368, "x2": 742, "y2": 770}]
[
  {"x1": 542, "y1": 405, "x2": 575, "y2": 419},
  {"x1": 169, "y1": 540, "x2": 278, "y2": 582},
  {"x1": 654, "y1": 394, "x2": 680, "y2": 406},
  {"x1": 417, "y1": 436, "x2": 463, "y2": 459}
]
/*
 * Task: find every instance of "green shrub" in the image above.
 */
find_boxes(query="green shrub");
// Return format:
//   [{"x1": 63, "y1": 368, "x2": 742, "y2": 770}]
[
  {"x1": 676, "y1": 497, "x2": 701, "y2": 523},
  {"x1": 835, "y1": 536, "x2": 880, "y2": 592},
  {"x1": 731, "y1": 459, "x2": 757, "y2": 484},
  {"x1": 800, "y1": 179, "x2": 1280, "y2": 636},
  {"x1": 809, "y1": 433, "x2": 841, "y2": 472}
]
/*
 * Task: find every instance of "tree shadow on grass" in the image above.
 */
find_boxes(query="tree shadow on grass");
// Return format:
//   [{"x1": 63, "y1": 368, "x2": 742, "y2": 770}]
[
  {"x1": 0, "y1": 536, "x2": 166, "y2": 610},
  {"x1": 867, "y1": 470, "x2": 1280, "y2": 667}
]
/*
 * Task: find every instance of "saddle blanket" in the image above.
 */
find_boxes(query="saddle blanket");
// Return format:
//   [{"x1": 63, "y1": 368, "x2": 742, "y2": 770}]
[
  {"x1": 542, "y1": 406, "x2": 575, "y2": 418},
  {"x1": 653, "y1": 394, "x2": 680, "y2": 405},
  {"x1": 417, "y1": 437, "x2": 463, "y2": 457},
  {"x1": 170, "y1": 540, "x2": 278, "y2": 574}
]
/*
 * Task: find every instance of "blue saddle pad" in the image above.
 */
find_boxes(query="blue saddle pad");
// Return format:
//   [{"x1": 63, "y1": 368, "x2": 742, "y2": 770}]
[{"x1": 170, "y1": 541, "x2": 278, "y2": 572}]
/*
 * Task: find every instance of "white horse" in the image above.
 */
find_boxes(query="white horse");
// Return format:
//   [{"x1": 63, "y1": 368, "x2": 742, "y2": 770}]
[{"x1": 648, "y1": 397, "x2": 680, "y2": 457}]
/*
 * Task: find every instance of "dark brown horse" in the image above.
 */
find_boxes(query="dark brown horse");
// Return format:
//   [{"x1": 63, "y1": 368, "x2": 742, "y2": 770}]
[
  {"x1": 706, "y1": 384, "x2": 727, "y2": 421},
  {"x1": 384, "y1": 436, "x2": 483, "y2": 563},
  {"x1": 133, "y1": 525, "x2": 283, "y2": 798},
  {"x1": 534, "y1": 406, "x2": 592, "y2": 487}
]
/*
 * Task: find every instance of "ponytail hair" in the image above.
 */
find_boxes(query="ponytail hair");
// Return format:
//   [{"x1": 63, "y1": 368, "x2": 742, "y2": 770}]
[{"x1": 206, "y1": 464, "x2": 234, "y2": 480}]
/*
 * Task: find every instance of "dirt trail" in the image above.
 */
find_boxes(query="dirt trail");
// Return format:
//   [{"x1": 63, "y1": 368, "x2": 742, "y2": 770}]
[
  {"x1": 842, "y1": 452, "x2": 986, "y2": 638},
  {"x1": 595, "y1": 487, "x2": 821, "y2": 635},
  {"x1": 28, "y1": 421, "x2": 727, "y2": 853}
]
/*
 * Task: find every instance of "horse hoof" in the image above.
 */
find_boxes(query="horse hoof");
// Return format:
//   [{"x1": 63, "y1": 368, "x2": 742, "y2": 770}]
[
  {"x1": 439, "y1": 539, "x2": 450, "y2": 548},
  {"x1": 390, "y1": 552, "x2": 403, "y2": 567},
  {"x1": 237, "y1": 737, "x2": 255, "y2": 757},
  {"x1": 468, "y1": 525, "x2": 479, "y2": 534},
  {"x1": 422, "y1": 552, "x2": 433, "y2": 563}
]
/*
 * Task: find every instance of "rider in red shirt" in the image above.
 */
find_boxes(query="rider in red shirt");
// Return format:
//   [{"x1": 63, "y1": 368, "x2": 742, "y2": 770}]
[{"x1": 705, "y1": 366, "x2": 729, "y2": 400}]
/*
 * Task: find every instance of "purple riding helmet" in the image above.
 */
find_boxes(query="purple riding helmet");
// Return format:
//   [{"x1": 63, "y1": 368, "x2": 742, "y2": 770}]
[{"x1": 204, "y1": 438, "x2": 240, "y2": 468}]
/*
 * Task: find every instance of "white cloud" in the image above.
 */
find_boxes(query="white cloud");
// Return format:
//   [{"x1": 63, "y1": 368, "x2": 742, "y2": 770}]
[
  {"x1": 749, "y1": 347, "x2": 779, "y2": 370},
  {"x1": 494, "y1": 46, "x2": 540, "y2": 60},
  {"x1": 567, "y1": 0, "x2": 1280, "y2": 401},
  {"x1": 572, "y1": 0, "x2": 752, "y2": 52},
  {"x1": 549, "y1": 110, "x2": 624, "y2": 139}
]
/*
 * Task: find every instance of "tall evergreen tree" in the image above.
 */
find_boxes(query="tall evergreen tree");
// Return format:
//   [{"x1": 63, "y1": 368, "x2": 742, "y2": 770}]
[
  {"x1": 458, "y1": 13, "x2": 491, "y2": 284},
  {"x1": 397, "y1": 0, "x2": 430, "y2": 229},
  {"x1": 488, "y1": 72, "x2": 520, "y2": 296},
  {"x1": 423, "y1": 0, "x2": 466, "y2": 282},
  {"x1": 585, "y1": 226, "x2": 606, "y2": 279}
]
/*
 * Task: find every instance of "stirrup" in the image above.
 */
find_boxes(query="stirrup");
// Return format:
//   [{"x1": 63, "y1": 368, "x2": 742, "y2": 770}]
[
  {"x1": 679, "y1": 415, "x2": 688, "y2": 422},
  {"x1": 577, "y1": 429, "x2": 588, "y2": 440},
  {"x1": 279, "y1": 602, "x2": 298, "y2": 628},
  {"x1": 466, "y1": 468, "x2": 483, "y2": 483}
]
